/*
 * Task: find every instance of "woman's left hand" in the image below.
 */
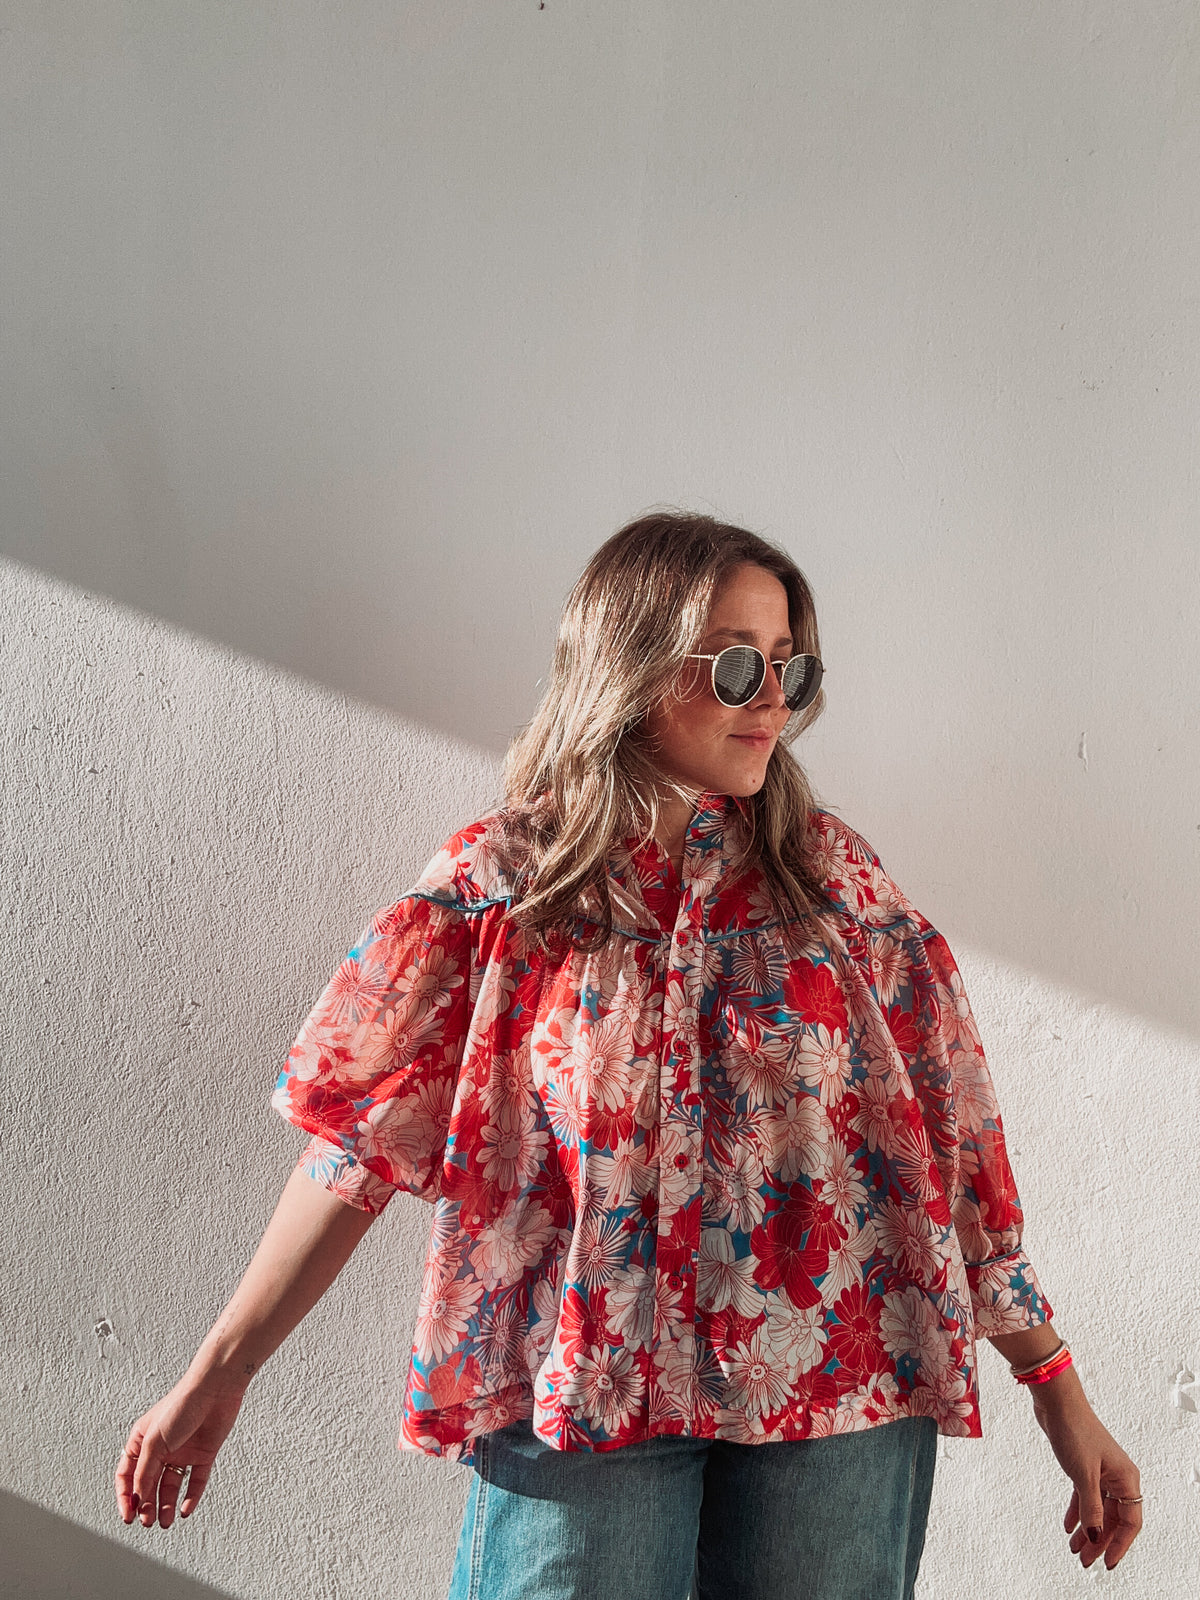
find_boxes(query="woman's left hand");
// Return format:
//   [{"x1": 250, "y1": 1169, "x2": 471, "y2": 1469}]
[{"x1": 1029, "y1": 1368, "x2": 1143, "y2": 1571}]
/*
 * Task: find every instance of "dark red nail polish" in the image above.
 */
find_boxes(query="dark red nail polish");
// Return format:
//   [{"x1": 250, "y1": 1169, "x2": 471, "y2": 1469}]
[{"x1": 1088, "y1": 1526, "x2": 1102, "y2": 1543}]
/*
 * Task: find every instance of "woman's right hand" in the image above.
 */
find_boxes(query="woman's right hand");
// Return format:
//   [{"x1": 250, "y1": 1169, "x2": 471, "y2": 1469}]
[{"x1": 116, "y1": 1376, "x2": 248, "y2": 1529}]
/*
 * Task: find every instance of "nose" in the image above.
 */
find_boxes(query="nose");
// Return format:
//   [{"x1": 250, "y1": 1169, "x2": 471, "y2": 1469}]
[{"x1": 751, "y1": 662, "x2": 788, "y2": 712}]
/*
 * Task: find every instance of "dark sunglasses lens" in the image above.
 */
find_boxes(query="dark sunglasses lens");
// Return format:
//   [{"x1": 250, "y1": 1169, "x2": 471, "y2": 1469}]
[
  {"x1": 781, "y1": 655, "x2": 822, "y2": 711},
  {"x1": 712, "y1": 646, "x2": 765, "y2": 706}
]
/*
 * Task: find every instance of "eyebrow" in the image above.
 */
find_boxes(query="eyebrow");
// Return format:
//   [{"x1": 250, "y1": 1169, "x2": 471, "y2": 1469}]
[{"x1": 705, "y1": 626, "x2": 795, "y2": 652}]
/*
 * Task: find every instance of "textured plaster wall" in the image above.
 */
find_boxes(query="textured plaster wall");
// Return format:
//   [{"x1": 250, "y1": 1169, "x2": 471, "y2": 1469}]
[{"x1": 3, "y1": 3, "x2": 1200, "y2": 1598}]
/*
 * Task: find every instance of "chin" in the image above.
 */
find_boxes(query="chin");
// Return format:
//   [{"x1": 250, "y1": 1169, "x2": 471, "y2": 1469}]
[{"x1": 717, "y1": 767, "x2": 767, "y2": 798}]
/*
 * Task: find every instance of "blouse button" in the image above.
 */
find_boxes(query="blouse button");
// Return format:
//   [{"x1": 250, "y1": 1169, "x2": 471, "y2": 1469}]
[
  {"x1": 672, "y1": 1153, "x2": 689, "y2": 1170},
  {"x1": 667, "y1": 1273, "x2": 683, "y2": 1291}
]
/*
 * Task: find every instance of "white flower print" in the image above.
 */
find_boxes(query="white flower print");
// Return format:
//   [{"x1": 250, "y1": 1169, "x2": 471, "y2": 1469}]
[
  {"x1": 464, "y1": 1393, "x2": 527, "y2": 1439},
  {"x1": 819, "y1": 1140, "x2": 869, "y2": 1228},
  {"x1": 936, "y1": 972, "x2": 982, "y2": 1053},
  {"x1": 702, "y1": 1144, "x2": 767, "y2": 1234},
  {"x1": 412, "y1": 846, "x2": 457, "y2": 895},
  {"x1": 568, "y1": 1209, "x2": 627, "y2": 1291},
  {"x1": 663, "y1": 980, "x2": 700, "y2": 1047},
  {"x1": 860, "y1": 866, "x2": 913, "y2": 925},
  {"x1": 725, "y1": 1031, "x2": 795, "y2": 1108},
  {"x1": 730, "y1": 936, "x2": 787, "y2": 997},
  {"x1": 697, "y1": 1228, "x2": 762, "y2": 1316},
  {"x1": 529, "y1": 1005, "x2": 579, "y2": 1087},
  {"x1": 766, "y1": 1093, "x2": 832, "y2": 1183},
  {"x1": 321, "y1": 953, "x2": 393, "y2": 1028},
  {"x1": 356, "y1": 996, "x2": 444, "y2": 1083},
  {"x1": 715, "y1": 1410, "x2": 784, "y2": 1445},
  {"x1": 477, "y1": 1297, "x2": 527, "y2": 1380},
  {"x1": 820, "y1": 1220, "x2": 877, "y2": 1304},
  {"x1": 870, "y1": 937, "x2": 909, "y2": 1007},
  {"x1": 723, "y1": 1331, "x2": 794, "y2": 1419},
  {"x1": 760, "y1": 1291, "x2": 828, "y2": 1377},
  {"x1": 480, "y1": 1045, "x2": 536, "y2": 1121},
  {"x1": 469, "y1": 1197, "x2": 557, "y2": 1288},
  {"x1": 656, "y1": 1120, "x2": 698, "y2": 1214},
  {"x1": 606, "y1": 963, "x2": 662, "y2": 1050},
  {"x1": 414, "y1": 1268, "x2": 485, "y2": 1364},
  {"x1": 416, "y1": 1072, "x2": 456, "y2": 1147},
  {"x1": 848, "y1": 1075, "x2": 893, "y2": 1154},
  {"x1": 479, "y1": 1102, "x2": 549, "y2": 1193},
  {"x1": 654, "y1": 1333, "x2": 724, "y2": 1420},
  {"x1": 396, "y1": 943, "x2": 465, "y2": 1011},
  {"x1": 841, "y1": 1369, "x2": 903, "y2": 1424},
  {"x1": 911, "y1": 1365, "x2": 974, "y2": 1432},
  {"x1": 949, "y1": 1045, "x2": 993, "y2": 1126},
  {"x1": 355, "y1": 1096, "x2": 431, "y2": 1171},
  {"x1": 652, "y1": 1273, "x2": 688, "y2": 1342},
  {"x1": 879, "y1": 1286, "x2": 945, "y2": 1363},
  {"x1": 744, "y1": 878, "x2": 780, "y2": 926},
  {"x1": 563, "y1": 1012, "x2": 634, "y2": 1114},
  {"x1": 890, "y1": 1124, "x2": 945, "y2": 1205},
  {"x1": 587, "y1": 1137, "x2": 655, "y2": 1210},
  {"x1": 566, "y1": 1343, "x2": 645, "y2": 1432},
  {"x1": 525, "y1": 1267, "x2": 564, "y2": 1364},
  {"x1": 793, "y1": 1025, "x2": 853, "y2": 1108},
  {"x1": 971, "y1": 1280, "x2": 1017, "y2": 1337},
  {"x1": 465, "y1": 958, "x2": 519, "y2": 1049},
  {"x1": 535, "y1": 1064, "x2": 582, "y2": 1148},
  {"x1": 605, "y1": 1272, "x2": 656, "y2": 1351},
  {"x1": 873, "y1": 1200, "x2": 946, "y2": 1286}
]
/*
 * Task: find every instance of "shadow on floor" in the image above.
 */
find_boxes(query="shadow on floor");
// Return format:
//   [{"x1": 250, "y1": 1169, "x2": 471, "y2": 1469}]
[{"x1": 0, "y1": 1490, "x2": 235, "y2": 1600}]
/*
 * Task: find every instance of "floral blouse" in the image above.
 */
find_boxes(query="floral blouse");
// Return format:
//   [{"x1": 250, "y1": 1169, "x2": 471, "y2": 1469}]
[{"x1": 272, "y1": 793, "x2": 1051, "y2": 1465}]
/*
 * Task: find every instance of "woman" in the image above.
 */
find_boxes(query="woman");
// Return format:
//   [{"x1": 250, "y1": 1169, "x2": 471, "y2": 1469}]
[{"x1": 115, "y1": 512, "x2": 1141, "y2": 1598}]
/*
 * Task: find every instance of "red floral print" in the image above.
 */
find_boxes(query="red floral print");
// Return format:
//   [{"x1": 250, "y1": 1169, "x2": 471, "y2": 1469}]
[{"x1": 273, "y1": 795, "x2": 1051, "y2": 1464}]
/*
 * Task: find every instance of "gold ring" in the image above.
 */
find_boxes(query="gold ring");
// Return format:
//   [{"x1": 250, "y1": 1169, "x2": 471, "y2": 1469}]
[
  {"x1": 1101, "y1": 1492, "x2": 1143, "y2": 1504},
  {"x1": 162, "y1": 1464, "x2": 188, "y2": 1476}
]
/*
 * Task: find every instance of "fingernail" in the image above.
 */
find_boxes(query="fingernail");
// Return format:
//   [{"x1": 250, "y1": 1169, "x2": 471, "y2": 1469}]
[{"x1": 1088, "y1": 1526, "x2": 1102, "y2": 1543}]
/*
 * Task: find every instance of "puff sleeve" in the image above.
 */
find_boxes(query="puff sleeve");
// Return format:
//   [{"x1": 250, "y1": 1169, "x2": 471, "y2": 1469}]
[
  {"x1": 901, "y1": 922, "x2": 1053, "y2": 1336},
  {"x1": 272, "y1": 893, "x2": 472, "y2": 1214},
  {"x1": 819, "y1": 811, "x2": 1053, "y2": 1337}
]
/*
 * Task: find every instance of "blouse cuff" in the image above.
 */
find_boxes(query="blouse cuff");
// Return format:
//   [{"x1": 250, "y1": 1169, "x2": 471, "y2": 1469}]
[
  {"x1": 296, "y1": 1135, "x2": 399, "y2": 1216},
  {"x1": 964, "y1": 1246, "x2": 1053, "y2": 1337}
]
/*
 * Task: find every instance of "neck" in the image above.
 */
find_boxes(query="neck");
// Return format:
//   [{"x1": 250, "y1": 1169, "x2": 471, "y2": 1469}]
[{"x1": 652, "y1": 785, "x2": 705, "y2": 867}]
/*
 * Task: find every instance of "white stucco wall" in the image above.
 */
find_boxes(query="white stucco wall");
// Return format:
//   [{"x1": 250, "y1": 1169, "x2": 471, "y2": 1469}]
[{"x1": 3, "y1": 4, "x2": 1198, "y2": 1597}]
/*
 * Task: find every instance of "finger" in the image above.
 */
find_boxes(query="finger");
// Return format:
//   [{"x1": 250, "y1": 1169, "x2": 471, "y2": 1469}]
[
  {"x1": 1063, "y1": 1485, "x2": 1080, "y2": 1534},
  {"x1": 1103, "y1": 1508, "x2": 1144, "y2": 1570},
  {"x1": 115, "y1": 1430, "x2": 145, "y2": 1523},
  {"x1": 156, "y1": 1465, "x2": 188, "y2": 1529},
  {"x1": 131, "y1": 1436, "x2": 168, "y2": 1526},
  {"x1": 179, "y1": 1463, "x2": 211, "y2": 1518},
  {"x1": 1076, "y1": 1472, "x2": 1106, "y2": 1551}
]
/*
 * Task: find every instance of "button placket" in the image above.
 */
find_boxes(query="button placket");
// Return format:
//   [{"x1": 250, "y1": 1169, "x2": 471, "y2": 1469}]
[{"x1": 654, "y1": 864, "x2": 707, "y2": 1335}]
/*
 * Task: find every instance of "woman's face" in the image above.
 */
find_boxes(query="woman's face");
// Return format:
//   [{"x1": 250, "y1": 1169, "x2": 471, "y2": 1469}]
[{"x1": 642, "y1": 562, "x2": 793, "y2": 798}]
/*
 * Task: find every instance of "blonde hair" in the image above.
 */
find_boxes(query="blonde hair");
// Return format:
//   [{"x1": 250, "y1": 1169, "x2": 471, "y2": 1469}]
[{"x1": 493, "y1": 509, "x2": 830, "y2": 951}]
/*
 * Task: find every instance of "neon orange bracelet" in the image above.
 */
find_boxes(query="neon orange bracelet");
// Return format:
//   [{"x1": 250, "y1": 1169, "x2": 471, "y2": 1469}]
[{"x1": 1013, "y1": 1347, "x2": 1074, "y2": 1385}]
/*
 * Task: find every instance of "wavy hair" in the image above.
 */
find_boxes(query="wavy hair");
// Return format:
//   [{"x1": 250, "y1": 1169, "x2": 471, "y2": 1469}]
[{"x1": 493, "y1": 509, "x2": 831, "y2": 952}]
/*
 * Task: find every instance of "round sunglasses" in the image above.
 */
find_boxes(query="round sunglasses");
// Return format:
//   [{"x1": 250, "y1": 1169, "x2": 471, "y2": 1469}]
[{"x1": 686, "y1": 646, "x2": 824, "y2": 712}]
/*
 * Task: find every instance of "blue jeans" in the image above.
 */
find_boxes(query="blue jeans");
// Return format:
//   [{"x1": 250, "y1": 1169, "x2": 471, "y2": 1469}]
[{"x1": 445, "y1": 1415, "x2": 937, "y2": 1600}]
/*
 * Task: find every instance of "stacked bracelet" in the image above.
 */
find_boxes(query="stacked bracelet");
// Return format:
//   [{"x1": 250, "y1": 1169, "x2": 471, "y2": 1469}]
[{"x1": 1011, "y1": 1341, "x2": 1074, "y2": 1385}]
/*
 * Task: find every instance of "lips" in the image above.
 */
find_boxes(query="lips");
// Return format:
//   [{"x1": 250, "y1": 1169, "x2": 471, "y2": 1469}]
[{"x1": 731, "y1": 731, "x2": 774, "y2": 748}]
